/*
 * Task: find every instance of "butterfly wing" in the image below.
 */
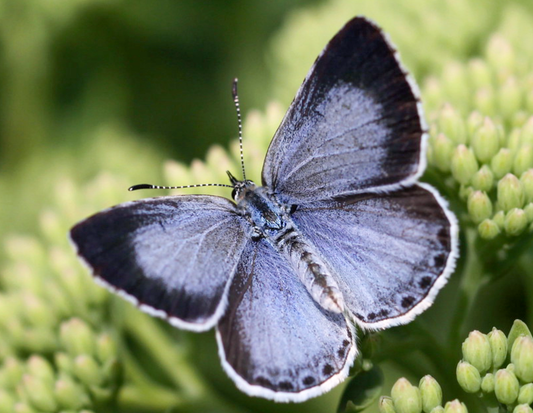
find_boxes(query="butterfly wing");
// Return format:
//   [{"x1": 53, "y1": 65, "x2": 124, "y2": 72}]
[
  {"x1": 216, "y1": 238, "x2": 356, "y2": 402},
  {"x1": 262, "y1": 17, "x2": 426, "y2": 204},
  {"x1": 291, "y1": 184, "x2": 458, "y2": 329},
  {"x1": 70, "y1": 195, "x2": 251, "y2": 331}
]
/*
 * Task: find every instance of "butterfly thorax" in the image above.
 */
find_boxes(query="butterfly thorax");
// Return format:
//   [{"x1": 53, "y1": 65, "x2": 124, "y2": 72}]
[{"x1": 233, "y1": 179, "x2": 345, "y2": 314}]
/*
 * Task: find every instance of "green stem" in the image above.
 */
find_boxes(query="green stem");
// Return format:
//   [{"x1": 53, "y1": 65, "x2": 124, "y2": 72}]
[{"x1": 118, "y1": 384, "x2": 186, "y2": 411}]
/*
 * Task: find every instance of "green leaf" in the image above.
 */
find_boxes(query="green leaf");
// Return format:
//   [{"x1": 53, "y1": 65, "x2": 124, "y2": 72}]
[
  {"x1": 508, "y1": 320, "x2": 533, "y2": 352},
  {"x1": 338, "y1": 365, "x2": 384, "y2": 413}
]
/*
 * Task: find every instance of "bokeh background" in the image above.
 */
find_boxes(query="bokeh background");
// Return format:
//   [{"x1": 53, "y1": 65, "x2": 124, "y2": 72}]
[{"x1": 2, "y1": 0, "x2": 533, "y2": 412}]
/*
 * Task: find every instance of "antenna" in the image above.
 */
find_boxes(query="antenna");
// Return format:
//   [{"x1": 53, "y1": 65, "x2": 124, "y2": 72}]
[
  {"x1": 232, "y1": 78, "x2": 247, "y2": 180},
  {"x1": 129, "y1": 183, "x2": 232, "y2": 191}
]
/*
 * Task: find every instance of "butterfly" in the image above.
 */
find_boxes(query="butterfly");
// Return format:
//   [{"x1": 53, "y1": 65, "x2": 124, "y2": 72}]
[{"x1": 70, "y1": 16, "x2": 458, "y2": 403}]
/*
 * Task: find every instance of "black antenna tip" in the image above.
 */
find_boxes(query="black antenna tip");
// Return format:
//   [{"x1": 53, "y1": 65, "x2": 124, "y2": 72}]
[{"x1": 129, "y1": 184, "x2": 153, "y2": 191}]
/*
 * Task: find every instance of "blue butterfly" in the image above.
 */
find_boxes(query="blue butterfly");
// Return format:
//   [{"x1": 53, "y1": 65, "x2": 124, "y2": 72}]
[{"x1": 70, "y1": 17, "x2": 458, "y2": 402}]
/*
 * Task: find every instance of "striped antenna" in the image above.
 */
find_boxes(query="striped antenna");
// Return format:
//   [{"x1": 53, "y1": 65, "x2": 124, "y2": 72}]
[
  {"x1": 232, "y1": 78, "x2": 247, "y2": 180},
  {"x1": 129, "y1": 183, "x2": 232, "y2": 191}
]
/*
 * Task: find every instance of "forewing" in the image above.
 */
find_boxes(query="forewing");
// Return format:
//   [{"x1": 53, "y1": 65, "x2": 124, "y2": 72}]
[
  {"x1": 291, "y1": 184, "x2": 458, "y2": 329},
  {"x1": 262, "y1": 17, "x2": 425, "y2": 204},
  {"x1": 70, "y1": 195, "x2": 250, "y2": 331},
  {"x1": 216, "y1": 238, "x2": 356, "y2": 402}
]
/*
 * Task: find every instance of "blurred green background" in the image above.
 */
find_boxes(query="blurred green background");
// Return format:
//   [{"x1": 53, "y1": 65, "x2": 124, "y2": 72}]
[{"x1": 2, "y1": 0, "x2": 533, "y2": 412}]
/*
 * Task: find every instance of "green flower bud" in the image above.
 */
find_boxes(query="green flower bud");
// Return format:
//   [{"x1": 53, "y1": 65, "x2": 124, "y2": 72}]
[
  {"x1": 452, "y1": 145, "x2": 479, "y2": 185},
  {"x1": 419, "y1": 376, "x2": 442, "y2": 413},
  {"x1": 504, "y1": 208, "x2": 528, "y2": 236},
  {"x1": 459, "y1": 185, "x2": 474, "y2": 201},
  {"x1": 478, "y1": 219, "x2": 500, "y2": 240},
  {"x1": 433, "y1": 134, "x2": 455, "y2": 172},
  {"x1": 486, "y1": 35, "x2": 515, "y2": 71},
  {"x1": 456, "y1": 361, "x2": 481, "y2": 393},
  {"x1": 54, "y1": 376, "x2": 89, "y2": 410},
  {"x1": 498, "y1": 174, "x2": 525, "y2": 211},
  {"x1": 471, "y1": 117, "x2": 500, "y2": 163},
  {"x1": 21, "y1": 293, "x2": 57, "y2": 327},
  {"x1": 514, "y1": 145, "x2": 533, "y2": 177},
  {"x1": 391, "y1": 378, "x2": 422, "y2": 413},
  {"x1": 442, "y1": 64, "x2": 470, "y2": 112},
  {"x1": 521, "y1": 170, "x2": 533, "y2": 203},
  {"x1": 438, "y1": 104, "x2": 467, "y2": 145},
  {"x1": 379, "y1": 396, "x2": 396, "y2": 413},
  {"x1": 55, "y1": 353, "x2": 74, "y2": 375},
  {"x1": 466, "y1": 111, "x2": 484, "y2": 138},
  {"x1": 499, "y1": 77, "x2": 522, "y2": 120},
  {"x1": 508, "y1": 129, "x2": 522, "y2": 155},
  {"x1": 471, "y1": 165, "x2": 494, "y2": 192},
  {"x1": 20, "y1": 374, "x2": 58, "y2": 412},
  {"x1": 462, "y1": 331, "x2": 492, "y2": 373},
  {"x1": 494, "y1": 369, "x2": 519, "y2": 405},
  {"x1": 508, "y1": 320, "x2": 533, "y2": 351},
  {"x1": 60, "y1": 318, "x2": 96, "y2": 357},
  {"x1": 1, "y1": 357, "x2": 24, "y2": 390},
  {"x1": 474, "y1": 87, "x2": 496, "y2": 116},
  {"x1": 481, "y1": 373, "x2": 495, "y2": 393},
  {"x1": 26, "y1": 356, "x2": 55, "y2": 386},
  {"x1": 521, "y1": 117, "x2": 533, "y2": 146},
  {"x1": 513, "y1": 404, "x2": 533, "y2": 413},
  {"x1": 511, "y1": 335, "x2": 533, "y2": 382},
  {"x1": 491, "y1": 149, "x2": 513, "y2": 179},
  {"x1": 518, "y1": 383, "x2": 533, "y2": 405},
  {"x1": 73, "y1": 355, "x2": 102, "y2": 387},
  {"x1": 467, "y1": 191, "x2": 493, "y2": 224},
  {"x1": 430, "y1": 407, "x2": 445, "y2": 413},
  {"x1": 524, "y1": 204, "x2": 533, "y2": 223},
  {"x1": 488, "y1": 328, "x2": 508, "y2": 370},
  {"x1": 96, "y1": 334, "x2": 117, "y2": 364},
  {"x1": 443, "y1": 400, "x2": 468, "y2": 413}
]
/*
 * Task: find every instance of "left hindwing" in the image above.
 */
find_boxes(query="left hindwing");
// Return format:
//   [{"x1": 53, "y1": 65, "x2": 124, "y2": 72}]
[
  {"x1": 70, "y1": 195, "x2": 250, "y2": 331},
  {"x1": 290, "y1": 184, "x2": 458, "y2": 329},
  {"x1": 262, "y1": 17, "x2": 425, "y2": 204}
]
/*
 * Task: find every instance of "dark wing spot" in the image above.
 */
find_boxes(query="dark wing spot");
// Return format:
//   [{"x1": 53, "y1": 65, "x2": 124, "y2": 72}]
[
  {"x1": 433, "y1": 252, "x2": 447, "y2": 269},
  {"x1": 303, "y1": 376, "x2": 316, "y2": 386},
  {"x1": 255, "y1": 376, "x2": 274, "y2": 389},
  {"x1": 438, "y1": 227, "x2": 449, "y2": 241},
  {"x1": 379, "y1": 308, "x2": 390, "y2": 317},
  {"x1": 342, "y1": 340, "x2": 350, "y2": 347},
  {"x1": 278, "y1": 381, "x2": 294, "y2": 391},
  {"x1": 367, "y1": 312, "x2": 377, "y2": 320},
  {"x1": 338, "y1": 347, "x2": 346, "y2": 358},
  {"x1": 401, "y1": 296, "x2": 416, "y2": 308},
  {"x1": 323, "y1": 364, "x2": 334, "y2": 376},
  {"x1": 419, "y1": 276, "x2": 433, "y2": 289}
]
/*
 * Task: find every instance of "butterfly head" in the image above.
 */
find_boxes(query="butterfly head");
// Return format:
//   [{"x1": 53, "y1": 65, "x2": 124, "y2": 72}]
[{"x1": 227, "y1": 171, "x2": 257, "y2": 203}]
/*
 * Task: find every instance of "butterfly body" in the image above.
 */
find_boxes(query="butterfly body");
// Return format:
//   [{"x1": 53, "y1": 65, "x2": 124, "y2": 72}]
[{"x1": 70, "y1": 17, "x2": 459, "y2": 403}]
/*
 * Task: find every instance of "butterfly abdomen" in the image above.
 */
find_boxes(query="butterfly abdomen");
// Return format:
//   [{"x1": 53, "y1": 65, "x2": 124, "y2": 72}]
[{"x1": 272, "y1": 223, "x2": 345, "y2": 314}]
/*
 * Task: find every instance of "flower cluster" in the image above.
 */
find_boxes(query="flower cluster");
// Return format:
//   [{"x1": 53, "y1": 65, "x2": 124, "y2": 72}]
[
  {"x1": 425, "y1": 24, "x2": 533, "y2": 238},
  {"x1": 379, "y1": 376, "x2": 467, "y2": 413},
  {"x1": 457, "y1": 320, "x2": 533, "y2": 411}
]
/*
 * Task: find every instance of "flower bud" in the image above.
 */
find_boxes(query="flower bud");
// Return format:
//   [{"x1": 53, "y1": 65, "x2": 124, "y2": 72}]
[
  {"x1": 2, "y1": 357, "x2": 24, "y2": 390},
  {"x1": 488, "y1": 328, "x2": 508, "y2": 370},
  {"x1": 27, "y1": 356, "x2": 55, "y2": 386},
  {"x1": 468, "y1": 60, "x2": 492, "y2": 90},
  {"x1": 471, "y1": 117, "x2": 500, "y2": 163},
  {"x1": 525, "y1": 203, "x2": 533, "y2": 223},
  {"x1": 511, "y1": 335, "x2": 533, "y2": 382},
  {"x1": 508, "y1": 320, "x2": 532, "y2": 350},
  {"x1": 379, "y1": 396, "x2": 397, "y2": 413},
  {"x1": 504, "y1": 208, "x2": 528, "y2": 236},
  {"x1": 513, "y1": 404, "x2": 533, "y2": 413},
  {"x1": 499, "y1": 77, "x2": 522, "y2": 120},
  {"x1": 452, "y1": 145, "x2": 478, "y2": 185},
  {"x1": 508, "y1": 129, "x2": 522, "y2": 155},
  {"x1": 514, "y1": 145, "x2": 533, "y2": 177},
  {"x1": 391, "y1": 378, "x2": 422, "y2": 413},
  {"x1": 459, "y1": 185, "x2": 474, "y2": 201},
  {"x1": 491, "y1": 149, "x2": 513, "y2": 179},
  {"x1": 96, "y1": 334, "x2": 117, "y2": 364},
  {"x1": 466, "y1": 111, "x2": 484, "y2": 138},
  {"x1": 493, "y1": 211, "x2": 505, "y2": 229},
  {"x1": 13, "y1": 402, "x2": 38, "y2": 413},
  {"x1": 456, "y1": 361, "x2": 481, "y2": 393},
  {"x1": 521, "y1": 170, "x2": 533, "y2": 203},
  {"x1": 494, "y1": 369, "x2": 519, "y2": 405},
  {"x1": 54, "y1": 376, "x2": 90, "y2": 410},
  {"x1": 474, "y1": 87, "x2": 495, "y2": 116},
  {"x1": 433, "y1": 134, "x2": 455, "y2": 172},
  {"x1": 481, "y1": 373, "x2": 495, "y2": 393},
  {"x1": 419, "y1": 375, "x2": 442, "y2": 413},
  {"x1": 486, "y1": 35, "x2": 515, "y2": 71},
  {"x1": 60, "y1": 318, "x2": 96, "y2": 357},
  {"x1": 471, "y1": 165, "x2": 494, "y2": 192},
  {"x1": 0, "y1": 389, "x2": 15, "y2": 413},
  {"x1": 430, "y1": 407, "x2": 445, "y2": 413},
  {"x1": 518, "y1": 383, "x2": 533, "y2": 405},
  {"x1": 73, "y1": 355, "x2": 102, "y2": 387},
  {"x1": 20, "y1": 374, "x2": 58, "y2": 412},
  {"x1": 478, "y1": 219, "x2": 500, "y2": 240},
  {"x1": 55, "y1": 352, "x2": 74, "y2": 375},
  {"x1": 443, "y1": 400, "x2": 467, "y2": 413},
  {"x1": 467, "y1": 191, "x2": 493, "y2": 224},
  {"x1": 497, "y1": 174, "x2": 525, "y2": 212},
  {"x1": 439, "y1": 104, "x2": 467, "y2": 145},
  {"x1": 462, "y1": 331, "x2": 492, "y2": 373}
]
